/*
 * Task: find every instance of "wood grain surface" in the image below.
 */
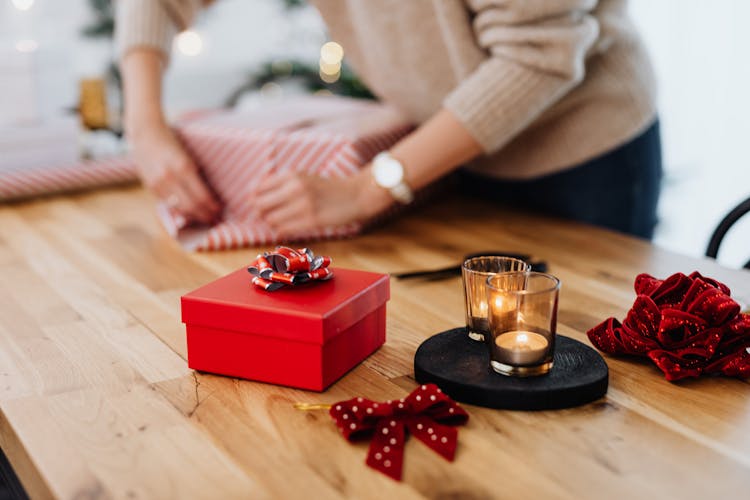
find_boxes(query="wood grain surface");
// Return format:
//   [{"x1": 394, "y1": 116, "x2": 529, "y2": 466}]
[{"x1": 0, "y1": 186, "x2": 748, "y2": 499}]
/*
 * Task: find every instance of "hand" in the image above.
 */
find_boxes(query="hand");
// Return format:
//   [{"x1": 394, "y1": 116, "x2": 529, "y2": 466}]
[
  {"x1": 249, "y1": 168, "x2": 392, "y2": 238},
  {"x1": 130, "y1": 123, "x2": 221, "y2": 224}
]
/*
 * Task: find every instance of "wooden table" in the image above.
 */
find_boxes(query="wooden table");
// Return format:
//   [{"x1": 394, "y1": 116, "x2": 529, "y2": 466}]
[{"x1": 0, "y1": 186, "x2": 748, "y2": 499}]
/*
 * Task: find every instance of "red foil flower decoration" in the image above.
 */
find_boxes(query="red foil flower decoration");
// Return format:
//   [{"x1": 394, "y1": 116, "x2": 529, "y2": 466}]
[
  {"x1": 587, "y1": 272, "x2": 750, "y2": 381},
  {"x1": 329, "y1": 384, "x2": 469, "y2": 481},
  {"x1": 247, "y1": 246, "x2": 332, "y2": 291}
]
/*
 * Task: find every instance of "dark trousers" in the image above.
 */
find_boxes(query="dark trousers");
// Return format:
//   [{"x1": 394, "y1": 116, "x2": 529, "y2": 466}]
[{"x1": 460, "y1": 120, "x2": 663, "y2": 239}]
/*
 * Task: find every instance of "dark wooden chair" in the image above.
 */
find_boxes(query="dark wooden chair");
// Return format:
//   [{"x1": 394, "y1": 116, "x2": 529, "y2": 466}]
[
  {"x1": 0, "y1": 447, "x2": 27, "y2": 500},
  {"x1": 705, "y1": 196, "x2": 750, "y2": 269}
]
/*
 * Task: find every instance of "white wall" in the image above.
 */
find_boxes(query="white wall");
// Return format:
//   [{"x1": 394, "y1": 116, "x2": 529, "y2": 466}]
[
  {"x1": 162, "y1": 0, "x2": 326, "y2": 112},
  {"x1": 1, "y1": 0, "x2": 98, "y2": 122},
  {"x1": 0, "y1": 0, "x2": 327, "y2": 118},
  {"x1": 630, "y1": 0, "x2": 750, "y2": 267}
]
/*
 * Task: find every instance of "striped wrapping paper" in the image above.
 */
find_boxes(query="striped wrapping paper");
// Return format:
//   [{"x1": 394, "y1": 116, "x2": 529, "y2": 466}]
[
  {"x1": 0, "y1": 97, "x2": 413, "y2": 251},
  {"x1": 162, "y1": 96, "x2": 413, "y2": 251},
  {"x1": 0, "y1": 156, "x2": 137, "y2": 201}
]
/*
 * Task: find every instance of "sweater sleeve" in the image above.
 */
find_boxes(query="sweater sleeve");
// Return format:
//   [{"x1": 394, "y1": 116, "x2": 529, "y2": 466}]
[
  {"x1": 114, "y1": 0, "x2": 203, "y2": 61},
  {"x1": 443, "y1": 0, "x2": 601, "y2": 154}
]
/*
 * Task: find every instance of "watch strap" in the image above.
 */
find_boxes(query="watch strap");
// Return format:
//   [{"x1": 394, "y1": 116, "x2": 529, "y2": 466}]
[
  {"x1": 372, "y1": 152, "x2": 414, "y2": 205},
  {"x1": 390, "y1": 183, "x2": 414, "y2": 204}
]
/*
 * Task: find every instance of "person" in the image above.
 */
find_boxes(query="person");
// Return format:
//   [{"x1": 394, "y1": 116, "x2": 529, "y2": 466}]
[{"x1": 115, "y1": 0, "x2": 661, "y2": 239}]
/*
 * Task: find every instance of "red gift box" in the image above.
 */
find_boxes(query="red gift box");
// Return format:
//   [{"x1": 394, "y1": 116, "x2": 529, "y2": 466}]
[
  {"x1": 160, "y1": 96, "x2": 413, "y2": 250},
  {"x1": 181, "y1": 267, "x2": 389, "y2": 391}
]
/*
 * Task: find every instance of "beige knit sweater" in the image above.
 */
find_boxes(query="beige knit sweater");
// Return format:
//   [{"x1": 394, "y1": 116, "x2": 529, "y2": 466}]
[{"x1": 115, "y1": 0, "x2": 657, "y2": 179}]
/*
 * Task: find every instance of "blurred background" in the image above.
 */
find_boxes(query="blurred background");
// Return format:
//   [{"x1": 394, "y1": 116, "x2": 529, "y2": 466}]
[{"x1": 1, "y1": 0, "x2": 748, "y2": 266}]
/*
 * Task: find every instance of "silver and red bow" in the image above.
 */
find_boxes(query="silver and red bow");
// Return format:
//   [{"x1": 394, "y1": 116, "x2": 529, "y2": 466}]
[
  {"x1": 248, "y1": 246, "x2": 333, "y2": 291},
  {"x1": 329, "y1": 383, "x2": 469, "y2": 481}
]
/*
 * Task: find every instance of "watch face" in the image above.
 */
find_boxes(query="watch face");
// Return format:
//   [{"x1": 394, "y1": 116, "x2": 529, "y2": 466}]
[{"x1": 373, "y1": 156, "x2": 404, "y2": 188}]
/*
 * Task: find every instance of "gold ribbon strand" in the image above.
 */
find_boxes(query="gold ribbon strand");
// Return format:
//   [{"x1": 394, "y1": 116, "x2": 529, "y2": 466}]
[{"x1": 293, "y1": 402, "x2": 332, "y2": 411}]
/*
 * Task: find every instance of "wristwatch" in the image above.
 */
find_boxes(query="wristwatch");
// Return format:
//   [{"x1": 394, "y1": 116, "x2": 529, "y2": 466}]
[{"x1": 371, "y1": 151, "x2": 414, "y2": 204}]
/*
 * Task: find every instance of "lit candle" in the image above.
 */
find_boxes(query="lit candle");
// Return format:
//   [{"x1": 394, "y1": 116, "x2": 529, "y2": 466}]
[
  {"x1": 478, "y1": 300, "x2": 488, "y2": 315},
  {"x1": 462, "y1": 256, "x2": 530, "y2": 342},
  {"x1": 488, "y1": 292, "x2": 516, "y2": 330},
  {"x1": 467, "y1": 297, "x2": 489, "y2": 341},
  {"x1": 494, "y1": 331, "x2": 549, "y2": 365}
]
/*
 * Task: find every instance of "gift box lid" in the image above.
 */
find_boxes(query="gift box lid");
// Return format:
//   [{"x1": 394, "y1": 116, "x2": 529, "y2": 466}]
[{"x1": 181, "y1": 267, "x2": 389, "y2": 345}]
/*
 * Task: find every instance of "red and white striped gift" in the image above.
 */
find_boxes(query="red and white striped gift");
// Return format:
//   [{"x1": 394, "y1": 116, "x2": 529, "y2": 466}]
[
  {"x1": 0, "y1": 156, "x2": 137, "y2": 201},
  {"x1": 162, "y1": 96, "x2": 413, "y2": 251},
  {"x1": 0, "y1": 97, "x2": 413, "y2": 251}
]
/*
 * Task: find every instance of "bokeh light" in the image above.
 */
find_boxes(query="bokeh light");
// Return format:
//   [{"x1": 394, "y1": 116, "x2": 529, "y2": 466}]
[
  {"x1": 15, "y1": 39, "x2": 38, "y2": 53},
  {"x1": 260, "y1": 82, "x2": 283, "y2": 99},
  {"x1": 319, "y1": 41, "x2": 343, "y2": 65},
  {"x1": 319, "y1": 41, "x2": 343, "y2": 83},
  {"x1": 319, "y1": 69, "x2": 341, "y2": 84},
  {"x1": 11, "y1": 0, "x2": 35, "y2": 11},
  {"x1": 271, "y1": 60, "x2": 293, "y2": 76},
  {"x1": 319, "y1": 60, "x2": 341, "y2": 75},
  {"x1": 176, "y1": 30, "x2": 203, "y2": 56}
]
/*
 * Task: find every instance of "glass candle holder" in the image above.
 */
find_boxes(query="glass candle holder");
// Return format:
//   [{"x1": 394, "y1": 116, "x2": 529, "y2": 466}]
[
  {"x1": 486, "y1": 272, "x2": 560, "y2": 377},
  {"x1": 461, "y1": 256, "x2": 529, "y2": 342}
]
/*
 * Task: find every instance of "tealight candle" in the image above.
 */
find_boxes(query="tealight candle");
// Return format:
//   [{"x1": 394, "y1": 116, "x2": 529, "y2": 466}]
[
  {"x1": 494, "y1": 331, "x2": 549, "y2": 365},
  {"x1": 467, "y1": 302, "x2": 490, "y2": 341},
  {"x1": 461, "y1": 256, "x2": 529, "y2": 342},
  {"x1": 487, "y1": 271, "x2": 560, "y2": 377}
]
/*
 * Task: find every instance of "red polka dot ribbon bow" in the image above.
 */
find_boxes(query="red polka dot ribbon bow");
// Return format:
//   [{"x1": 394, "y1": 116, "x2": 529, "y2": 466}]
[
  {"x1": 587, "y1": 271, "x2": 750, "y2": 381},
  {"x1": 247, "y1": 246, "x2": 332, "y2": 291},
  {"x1": 329, "y1": 383, "x2": 469, "y2": 481}
]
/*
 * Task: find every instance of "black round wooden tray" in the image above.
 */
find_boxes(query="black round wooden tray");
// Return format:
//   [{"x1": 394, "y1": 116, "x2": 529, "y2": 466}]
[{"x1": 414, "y1": 328, "x2": 608, "y2": 410}]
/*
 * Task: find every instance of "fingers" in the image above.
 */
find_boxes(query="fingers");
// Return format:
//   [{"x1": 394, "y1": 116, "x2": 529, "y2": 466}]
[
  {"x1": 132, "y1": 127, "x2": 221, "y2": 224},
  {"x1": 151, "y1": 159, "x2": 220, "y2": 224},
  {"x1": 252, "y1": 172, "x2": 291, "y2": 198},
  {"x1": 269, "y1": 212, "x2": 318, "y2": 239},
  {"x1": 180, "y1": 170, "x2": 221, "y2": 223},
  {"x1": 276, "y1": 220, "x2": 319, "y2": 239},
  {"x1": 250, "y1": 174, "x2": 363, "y2": 238},
  {"x1": 264, "y1": 198, "x2": 314, "y2": 232},
  {"x1": 250, "y1": 173, "x2": 322, "y2": 238},
  {"x1": 251, "y1": 173, "x2": 305, "y2": 217},
  {"x1": 163, "y1": 182, "x2": 195, "y2": 220}
]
